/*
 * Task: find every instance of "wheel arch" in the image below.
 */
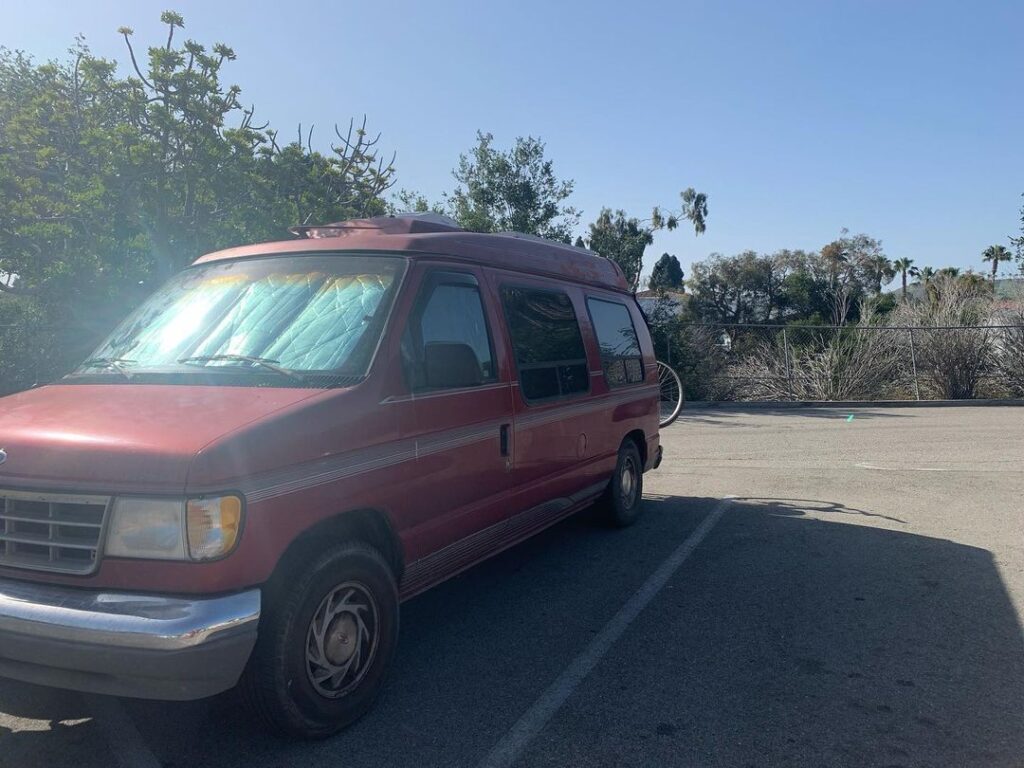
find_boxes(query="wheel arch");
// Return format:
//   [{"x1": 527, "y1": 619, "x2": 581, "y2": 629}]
[
  {"x1": 622, "y1": 428, "x2": 647, "y2": 467},
  {"x1": 269, "y1": 508, "x2": 405, "y2": 591}
]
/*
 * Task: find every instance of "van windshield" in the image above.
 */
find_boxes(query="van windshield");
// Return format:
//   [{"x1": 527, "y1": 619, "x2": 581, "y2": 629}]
[{"x1": 76, "y1": 254, "x2": 405, "y2": 384}]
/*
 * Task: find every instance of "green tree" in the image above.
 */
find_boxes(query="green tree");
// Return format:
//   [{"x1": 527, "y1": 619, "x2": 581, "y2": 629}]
[
  {"x1": 648, "y1": 253, "x2": 684, "y2": 291},
  {"x1": 861, "y1": 253, "x2": 895, "y2": 295},
  {"x1": 651, "y1": 188, "x2": 709, "y2": 235},
  {"x1": 688, "y1": 251, "x2": 785, "y2": 325},
  {"x1": 1011, "y1": 192, "x2": 1024, "y2": 269},
  {"x1": 778, "y1": 269, "x2": 830, "y2": 322},
  {"x1": 445, "y1": 131, "x2": 579, "y2": 241},
  {"x1": 0, "y1": 12, "x2": 395, "y2": 390},
  {"x1": 584, "y1": 209, "x2": 653, "y2": 291},
  {"x1": 892, "y1": 257, "x2": 917, "y2": 299},
  {"x1": 687, "y1": 242, "x2": 892, "y2": 327},
  {"x1": 819, "y1": 231, "x2": 888, "y2": 294},
  {"x1": 393, "y1": 189, "x2": 444, "y2": 214},
  {"x1": 812, "y1": 231, "x2": 888, "y2": 323},
  {"x1": 981, "y1": 244, "x2": 1013, "y2": 281},
  {"x1": 820, "y1": 240, "x2": 849, "y2": 288},
  {"x1": 581, "y1": 189, "x2": 708, "y2": 292}
]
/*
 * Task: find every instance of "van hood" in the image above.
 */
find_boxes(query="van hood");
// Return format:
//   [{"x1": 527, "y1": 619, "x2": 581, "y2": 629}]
[{"x1": 0, "y1": 384, "x2": 323, "y2": 493}]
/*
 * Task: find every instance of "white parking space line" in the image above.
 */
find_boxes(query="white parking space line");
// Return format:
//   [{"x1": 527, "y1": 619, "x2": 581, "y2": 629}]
[
  {"x1": 856, "y1": 462, "x2": 963, "y2": 472},
  {"x1": 478, "y1": 496, "x2": 732, "y2": 768},
  {"x1": 83, "y1": 695, "x2": 161, "y2": 768}
]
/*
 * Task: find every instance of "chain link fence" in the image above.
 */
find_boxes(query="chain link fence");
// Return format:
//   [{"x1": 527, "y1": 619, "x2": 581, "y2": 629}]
[{"x1": 657, "y1": 323, "x2": 1024, "y2": 402}]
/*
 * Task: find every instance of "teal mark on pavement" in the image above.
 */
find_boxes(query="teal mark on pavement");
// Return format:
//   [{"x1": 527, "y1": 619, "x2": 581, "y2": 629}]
[{"x1": 847, "y1": 414, "x2": 855, "y2": 422}]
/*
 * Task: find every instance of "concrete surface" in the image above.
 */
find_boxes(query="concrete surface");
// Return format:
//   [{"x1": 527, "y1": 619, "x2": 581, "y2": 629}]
[{"x1": 1, "y1": 406, "x2": 1022, "y2": 767}]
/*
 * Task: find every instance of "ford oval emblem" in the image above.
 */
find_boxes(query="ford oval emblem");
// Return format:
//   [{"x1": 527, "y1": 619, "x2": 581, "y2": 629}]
[{"x1": 0, "y1": 449, "x2": 6, "y2": 466}]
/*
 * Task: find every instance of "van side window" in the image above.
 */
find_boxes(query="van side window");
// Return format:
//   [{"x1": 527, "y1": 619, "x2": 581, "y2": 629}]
[
  {"x1": 402, "y1": 274, "x2": 495, "y2": 390},
  {"x1": 586, "y1": 298, "x2": 644, "y2": 387},
  {"x1": 501, "y1": 287, "x2": 589, "y2": 401}
]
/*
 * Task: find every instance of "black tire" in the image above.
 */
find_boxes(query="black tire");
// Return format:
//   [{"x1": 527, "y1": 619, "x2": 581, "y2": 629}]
[
  {"x1": 657, "y1": 361, "x2": 684, "y2": 428},
  {"x1": 594, "y1": 440, "x2": 644, "y2": 527},
  {"x1": 240, "y1": 542, "x2": 399, "y2": 739}
]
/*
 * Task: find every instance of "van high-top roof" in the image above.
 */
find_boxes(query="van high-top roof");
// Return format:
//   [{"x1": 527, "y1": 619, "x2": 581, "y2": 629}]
[{"x1": 193, "y1": 214, "x2": 630, "y2": 293}]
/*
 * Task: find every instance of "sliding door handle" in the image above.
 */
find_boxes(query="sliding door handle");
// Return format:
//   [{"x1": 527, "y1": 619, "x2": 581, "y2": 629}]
[{"x1": 499, "y1": 423, "x2": 511, "y2": 457}]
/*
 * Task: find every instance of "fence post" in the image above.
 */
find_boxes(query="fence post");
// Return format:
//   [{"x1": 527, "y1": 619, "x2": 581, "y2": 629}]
[
  {"x1": 908, "y1": 328, "x2": 921, "y2": 401},
  {"x1": 782, "y1": 327, "x2": 795, "y2": 400}
]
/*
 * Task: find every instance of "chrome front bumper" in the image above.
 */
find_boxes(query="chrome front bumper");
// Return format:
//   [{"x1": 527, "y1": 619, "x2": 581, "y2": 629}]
[{"x1": 0, "y1": 578, "x2": 260, "y2": 700}]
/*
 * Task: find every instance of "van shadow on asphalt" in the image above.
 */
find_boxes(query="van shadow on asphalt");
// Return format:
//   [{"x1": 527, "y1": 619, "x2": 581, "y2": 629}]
[{"x1": 0, "y1": 494, "x2": 1021, "y2": 768}]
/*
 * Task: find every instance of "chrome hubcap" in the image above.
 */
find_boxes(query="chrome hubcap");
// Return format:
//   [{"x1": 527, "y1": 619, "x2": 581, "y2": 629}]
[
  {"x1": 620, "y1": 457, "x2": 638, "y2": 508},
  {"x1": 306, "y1": 582, "x2": 378, "y2": 699},
  {"x1": 324, "y1": 614, "x2": 358, "y2": 665}
]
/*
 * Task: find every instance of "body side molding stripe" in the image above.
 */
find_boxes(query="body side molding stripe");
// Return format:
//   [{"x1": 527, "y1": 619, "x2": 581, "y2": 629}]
[{"x1": 241, "y1": 386, "x2": 654, "y2": 503}]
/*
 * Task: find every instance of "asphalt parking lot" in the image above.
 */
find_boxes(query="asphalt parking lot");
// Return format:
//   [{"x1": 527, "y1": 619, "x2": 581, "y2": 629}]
[{"x1": 2, "y1": 405, "x2": 1023, "y2": 768}]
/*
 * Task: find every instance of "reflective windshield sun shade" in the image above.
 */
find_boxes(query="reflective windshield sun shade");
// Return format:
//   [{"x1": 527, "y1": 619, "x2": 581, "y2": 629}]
[
  {"x1": 86, "y1": 255, "x2": 404, "y2": 378},
  {"x1": 264, "y1": 273, "x2": 392, "y2": 370}
]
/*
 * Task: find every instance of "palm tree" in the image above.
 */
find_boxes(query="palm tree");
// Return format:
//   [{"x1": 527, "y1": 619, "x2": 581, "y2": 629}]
[
  {"x1": 938, "y1": 266, "x2": 961, "y2": 278},
  {"x1": 958, "y1": 270, "x2": 992, "y2": 294},
  {"x1": 892, "y1": 257, "x2": 917, "y2": 299},
  {"x1": 917, "y1": 266, "x2": 937, "y2": 303},
  {"x1": 863, "y1": 254, "x2": 895, "y2": 294},
  {"x1": 981, "y1": 244, "x2": 1013, "y2": 282}
]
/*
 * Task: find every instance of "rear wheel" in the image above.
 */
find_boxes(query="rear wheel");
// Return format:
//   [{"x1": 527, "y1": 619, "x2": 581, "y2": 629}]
[
  {"x1": 595, "y1": 441, "x2": 644, "y2": 527},
  {"x1": 657, "y1": 361, "x2": 684, "y2": 428},
  {"x1": 240, "y1": 542, "x2": 398, "y2": 739}
]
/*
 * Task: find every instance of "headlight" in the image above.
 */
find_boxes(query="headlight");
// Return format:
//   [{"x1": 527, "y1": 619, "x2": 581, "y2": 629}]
[
  {"x1": 106, "y1": 495, "x2": 243, "y2": 561},
  {"x1": 186, "y1": 496, "x2": 243, "y2": 560}
]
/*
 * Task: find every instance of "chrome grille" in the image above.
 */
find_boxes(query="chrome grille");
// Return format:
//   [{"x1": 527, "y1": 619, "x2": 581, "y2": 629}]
[{"x1": 0, "y1": 490, "x2": 110, "y2": 575}]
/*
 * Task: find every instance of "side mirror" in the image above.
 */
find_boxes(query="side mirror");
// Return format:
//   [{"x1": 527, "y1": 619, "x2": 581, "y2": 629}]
[{"x1": 422, "y1": 342, "x2": 482, "y2": 389}]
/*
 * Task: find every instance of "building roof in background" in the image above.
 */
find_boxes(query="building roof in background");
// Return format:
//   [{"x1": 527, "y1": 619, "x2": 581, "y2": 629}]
[{"x1": 636, "y1": 289, "x2": 688, "y2": 320}]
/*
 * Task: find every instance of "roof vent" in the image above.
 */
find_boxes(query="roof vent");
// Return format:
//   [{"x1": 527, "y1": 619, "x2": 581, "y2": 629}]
[{"x1": 290, "y1": 213, "x2": 462, "y2": 239}]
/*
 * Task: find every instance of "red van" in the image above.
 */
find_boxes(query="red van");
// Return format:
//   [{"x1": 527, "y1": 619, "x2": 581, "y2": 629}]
[{"x1": 0, "y1": 214, "x2": 661, "y2": 737}]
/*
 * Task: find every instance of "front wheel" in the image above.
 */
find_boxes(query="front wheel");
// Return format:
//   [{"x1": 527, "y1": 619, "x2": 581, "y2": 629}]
[
  {"x1": 595, "y1": 441, "x2": 644, "y2": 527},
  {"x1": 240, "y1": 542, "x2": 399, "y2": 739}
]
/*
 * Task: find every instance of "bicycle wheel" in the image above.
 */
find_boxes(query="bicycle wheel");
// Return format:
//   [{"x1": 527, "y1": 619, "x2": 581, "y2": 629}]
[{"x1": 657, "y1": 361, "x2": 684, "y2": 428}]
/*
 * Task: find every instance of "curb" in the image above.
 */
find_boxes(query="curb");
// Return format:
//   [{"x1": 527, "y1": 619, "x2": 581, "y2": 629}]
[{"x1": 684, "y1": 399, "x2": 1024, "y2": 410}]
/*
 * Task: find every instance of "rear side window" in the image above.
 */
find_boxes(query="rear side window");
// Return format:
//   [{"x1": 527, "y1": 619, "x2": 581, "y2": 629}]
[
  {"x1": 587, "y1": 298, "x2": 644, "y2": 387},
  {"x1": 501, "y1": 287, "x2": 589, "y2": 401}
]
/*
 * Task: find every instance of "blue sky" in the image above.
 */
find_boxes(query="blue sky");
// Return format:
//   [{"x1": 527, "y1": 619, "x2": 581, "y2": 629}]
[{"x1": 4, "y1": 0, "x2": 1023, "y2": 280}]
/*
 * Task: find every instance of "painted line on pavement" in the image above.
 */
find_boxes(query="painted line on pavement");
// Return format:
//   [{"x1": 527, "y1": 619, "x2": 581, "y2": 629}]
[
  {"x1": 84, "y1": 694, "x2": 161, "y2": 768},
  {"x1": 477, "y1": 496, "x2": 733, "y2": 768},
  {"x1": 857, "y1": 462, "x2": 953, "y2": 472}
]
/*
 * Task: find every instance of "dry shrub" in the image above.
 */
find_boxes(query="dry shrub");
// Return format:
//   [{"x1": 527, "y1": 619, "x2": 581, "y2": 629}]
[
  {"x1": 892, "y1": 276, "x2": 994, "y2": 400},
  {"x1": 729, "y1": 314, "x2": 899, "y2": 401},
  {"x1": 991, "y1": 297, "x2": 1024, "y2": 397}
]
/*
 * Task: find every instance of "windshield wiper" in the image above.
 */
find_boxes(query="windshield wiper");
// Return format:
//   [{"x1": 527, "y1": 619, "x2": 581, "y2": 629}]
[
  {"x1": 177, "y1": 354, "x2": 306, "y2": 383},
  {"x1": 79, "y1": 357, "x2": 136, "y2": 380}
]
